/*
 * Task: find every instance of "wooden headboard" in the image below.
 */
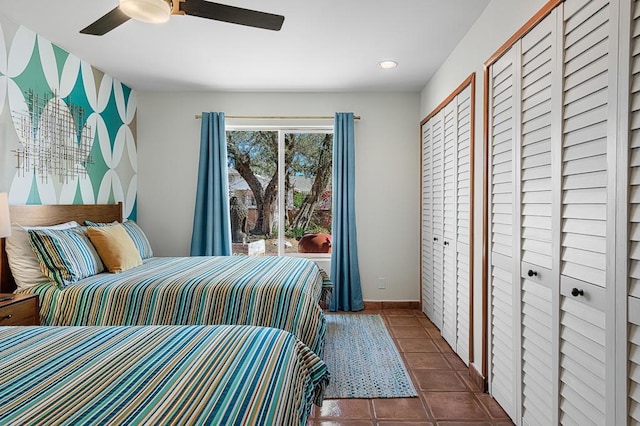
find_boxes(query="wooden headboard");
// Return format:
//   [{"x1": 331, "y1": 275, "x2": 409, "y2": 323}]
[{"x1": 0, "y1": 203, "x2": 123, "y2": 293}]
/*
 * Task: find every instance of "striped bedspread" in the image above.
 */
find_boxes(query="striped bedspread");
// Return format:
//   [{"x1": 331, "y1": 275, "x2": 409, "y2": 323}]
[
  {"x1": 24, "y1": 256, "x2": 326, "y2": 356},
  {"x1": 0, "y1": 325, "x2": 329, "y2": 425}
]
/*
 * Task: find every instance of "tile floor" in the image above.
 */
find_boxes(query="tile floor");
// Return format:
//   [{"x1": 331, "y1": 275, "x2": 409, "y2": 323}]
[{"x1": 308, "y1": 308, "x2": 513, "y2": 426}]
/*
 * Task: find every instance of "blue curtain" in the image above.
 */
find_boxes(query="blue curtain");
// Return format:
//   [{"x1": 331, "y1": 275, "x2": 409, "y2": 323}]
[
  {"x1": 330, "y1": 112, "x2": 364, "y2": 311},
  {"x1": 190, "y1": 112, "x2": 232, "y2": 256}
]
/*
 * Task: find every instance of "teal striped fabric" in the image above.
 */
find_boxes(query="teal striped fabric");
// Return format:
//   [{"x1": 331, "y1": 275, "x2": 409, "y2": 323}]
[
  {"x1": 25, "y1": 256, "x2": 326, "y2": 357},
  {"x1": 28, "y1": 227, "x2": 104, "y2": 289},
  {"x1": 86, "y1": 220, "x2": 154, "y2": 259},
  {"x1": 0, "y1": 325, "x2": 329, "y2": 425}
]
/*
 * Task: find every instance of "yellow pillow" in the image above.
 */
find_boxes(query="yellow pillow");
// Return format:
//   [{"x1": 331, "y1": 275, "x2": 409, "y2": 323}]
[{"x1": 87, "y1": 224, "x2": 143, "y2": 273}]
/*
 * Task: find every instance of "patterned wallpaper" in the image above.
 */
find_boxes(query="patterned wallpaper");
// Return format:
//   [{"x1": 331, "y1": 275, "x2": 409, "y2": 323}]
[{"x1": 0, "y1": 17, "x2": 137, "y2": 219}]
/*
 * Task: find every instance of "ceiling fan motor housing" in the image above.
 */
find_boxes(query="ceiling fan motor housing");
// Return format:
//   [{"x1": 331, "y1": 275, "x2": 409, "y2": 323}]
[{"x1": 119, "y1": 0, "x2": 172, "y2": 23}]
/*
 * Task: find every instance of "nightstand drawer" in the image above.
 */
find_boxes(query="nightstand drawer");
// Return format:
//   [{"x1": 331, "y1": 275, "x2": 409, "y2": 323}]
[{"x1": 0, "y1": 297, "x2": 39, "y2": 326}]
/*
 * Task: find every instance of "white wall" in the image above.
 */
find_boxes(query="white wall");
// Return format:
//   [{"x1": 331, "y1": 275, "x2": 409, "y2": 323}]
[
  {"x1": 419, "y1": 0, "x2": 548, "y2": 368},
  {"x1": 137, "y1": 91, "x2": 421, "y2": 302}
]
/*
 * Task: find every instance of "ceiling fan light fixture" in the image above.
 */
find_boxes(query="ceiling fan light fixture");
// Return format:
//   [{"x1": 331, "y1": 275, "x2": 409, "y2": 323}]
[{"x1": 120, "y1": 0, "x2": 171, "y2": 23}]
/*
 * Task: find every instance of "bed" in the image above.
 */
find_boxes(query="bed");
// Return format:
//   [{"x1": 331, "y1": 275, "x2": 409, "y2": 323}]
[
  {"x1": 0, "y1": 324, "x2": 329, "y2": 425},
  {"x1": 0, "y1": 203, "x2": 330, "y2": 357}
]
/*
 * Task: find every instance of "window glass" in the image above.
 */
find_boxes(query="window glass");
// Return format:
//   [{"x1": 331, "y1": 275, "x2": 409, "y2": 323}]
[{"x1": 227, "y1": 129, "x2": 332, "y2": 256}]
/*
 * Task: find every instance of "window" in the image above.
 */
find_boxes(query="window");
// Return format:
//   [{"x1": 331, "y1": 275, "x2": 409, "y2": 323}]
[{"x1": 226, "y1": 128, "x2": 333, "y2": 256}]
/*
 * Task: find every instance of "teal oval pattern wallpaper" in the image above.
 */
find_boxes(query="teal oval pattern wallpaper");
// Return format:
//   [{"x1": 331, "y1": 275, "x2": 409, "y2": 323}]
[{"x1": 0, "y1": 17, "x2": 137, "y2": 219}]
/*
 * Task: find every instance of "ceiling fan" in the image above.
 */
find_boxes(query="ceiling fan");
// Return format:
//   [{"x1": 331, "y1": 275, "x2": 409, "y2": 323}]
[{"x1": 80, "y1": 0, "x2": 285, "y2": 35}]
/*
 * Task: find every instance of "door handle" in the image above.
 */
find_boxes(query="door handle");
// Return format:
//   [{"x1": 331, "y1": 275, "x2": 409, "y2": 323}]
[{"x1": 571, "y1": 288, "x2": 584, "y2": 297}]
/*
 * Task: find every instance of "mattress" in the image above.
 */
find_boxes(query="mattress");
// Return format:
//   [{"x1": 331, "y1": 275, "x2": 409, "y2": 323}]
[{"x1": 0, "y1": 325, "x2": 329, "y2": 425}]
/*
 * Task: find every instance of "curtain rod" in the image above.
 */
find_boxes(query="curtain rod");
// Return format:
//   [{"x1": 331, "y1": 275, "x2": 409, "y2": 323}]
[{"x1": 194, "y1": 114, "x2": 361, "y2": 120}]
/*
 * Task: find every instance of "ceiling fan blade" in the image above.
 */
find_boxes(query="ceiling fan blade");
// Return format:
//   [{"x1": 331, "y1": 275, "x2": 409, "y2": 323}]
[
  {"x1": 80, "y1": 7, "x2": 131, "y2": 35},
  {"x1": 180, "y1": 0, "x2": 284, "y2": 31}
]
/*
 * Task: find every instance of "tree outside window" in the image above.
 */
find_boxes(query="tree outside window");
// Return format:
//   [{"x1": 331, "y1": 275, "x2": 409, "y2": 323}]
[{"x1": 226, "y1": 129, "x2": 333, "y2": 256}]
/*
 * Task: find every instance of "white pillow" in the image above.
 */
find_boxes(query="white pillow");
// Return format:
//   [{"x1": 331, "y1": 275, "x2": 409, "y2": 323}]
[{"x1": 5, "y1": 221, "x2": 79, "y2": 292}]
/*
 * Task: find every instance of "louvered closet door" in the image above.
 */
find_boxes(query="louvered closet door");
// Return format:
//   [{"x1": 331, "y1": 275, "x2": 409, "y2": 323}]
[
  {"x1": 431, "y1": 111, "x2": 445, "y2": 330},
  {"x1": 559, "y1": 0, "x2": 611, "y2": 424},
  {"x1": 630, "y1": 299, "x2": 640, "y2": 425},
  {"x1": 422, "y1": 120, "x2": 434, "y2": 320},
  {"x1": 488, "y1": 46, "x2": 517, "y2": 419},
  {"x1": 629, "y1": 0, "x2": 640, "y2": 301},
  {"x1": 442, "y1": 102, "x2": 458, "y2": 348},
  {"x1": 456, "y1": 86, "x2": 471, "y2": 366},
  {"x1": 629, "y1": 0, "x2": 640, "y2": 422},
  {"x1": 518, "y1": 11, "x2": 556, "y2": 426}
]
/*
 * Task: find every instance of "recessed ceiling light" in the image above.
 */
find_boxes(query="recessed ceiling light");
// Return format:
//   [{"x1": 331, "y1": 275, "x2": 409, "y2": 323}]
[{"x1": 378, "y1": 60, "x2": 398, "y2": 69}]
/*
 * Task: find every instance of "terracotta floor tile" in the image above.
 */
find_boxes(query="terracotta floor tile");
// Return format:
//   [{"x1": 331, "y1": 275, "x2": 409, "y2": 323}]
[
  {"x1": 372, "y1": 398, "x2": 430, "y2": 420},
  {"x1": 416, "y1": 314, "x2": 438, "y2": 330},
  {"x1": 318, "y1": 399, "x2": 372, "y2": 419},
  {"x1": 377, "y1": 422, "x2": 434, "y2": 426},
  {"x1": 458, "y1": 372, "x2": 484, "y2": 392},
  {"x1": 444, "y1": 353, "x2": 468, "y2": 370},
  {"x1": 404, "y1": 352, "x2": 451, "y2": 369},
  {"x1": 417, "y1": 317, "x2": 439, "y2": 329},
  {"x1": 433, "y1": 337, "x2": 454, "y2": 352},
  {"x1": 389, "y1": 326, "x2": 430, "y2": 339},
  {"x1": 435, "y1": 422, "x2": 495, "y2": 426},
  {"x1": 423, "y1": 392, "x2": 489, "y2": 420},
  {"x1": 316, "y1": 421, "x2": 375, "y2": 426},
  {"x1": 412, "y1": 370, "x2": 468, "y2": 391},
  {"x1": 475, "y1": 393, "x2": 510, "y2": 419},
  {"x1": 381, "y1": 309, "x2": 416, "y2": 316},
  {"x1": 424, "y1": 328, "x2": 445, "y2": 339},
  {"x1": 395, "y1": 338, "x2": 440, "y2": 353},
  {"x1": 416, "y1": 316, "x2": 433, "y2": 326},
  {"x1": 386, "y1": 316, "x2": 423, "y2": 327}
]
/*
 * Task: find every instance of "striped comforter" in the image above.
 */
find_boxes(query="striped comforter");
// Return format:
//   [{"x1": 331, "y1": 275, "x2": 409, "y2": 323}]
[
  {"x1": 24, "y1": 256, "x2": 327, "y2": 356},
  {"x1": 0, "y1": 325, "x2": 329, "y2": 425}
]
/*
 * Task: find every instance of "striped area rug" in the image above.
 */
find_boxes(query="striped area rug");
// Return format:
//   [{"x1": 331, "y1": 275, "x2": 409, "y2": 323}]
[{"x1": 324, "y1": 314, "x2": 418, "y2": 398}]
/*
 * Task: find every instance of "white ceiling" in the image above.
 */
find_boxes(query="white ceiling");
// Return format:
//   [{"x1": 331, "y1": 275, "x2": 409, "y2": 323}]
[{"x1": 0, "y1": 0, "x2": 490, "y2": 92}]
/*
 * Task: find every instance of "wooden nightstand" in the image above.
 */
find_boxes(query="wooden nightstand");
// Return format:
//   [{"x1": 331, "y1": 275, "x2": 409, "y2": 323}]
[{"x1": 0, "y1": 293, "x2": 39, "y2": 326}]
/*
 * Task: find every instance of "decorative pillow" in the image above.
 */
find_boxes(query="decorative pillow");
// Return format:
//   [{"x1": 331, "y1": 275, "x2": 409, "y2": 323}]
[
  {"x1": 85, "y1": 220, "x2": 153, "y2": 259},
  {"x1": 87, "y1": 224, "x2": 143, "y2": 273},
  {"x1": 28, "y1": 227, "x2": 104, "y2": 289},
  {"x1": 5, "y1": 221, "x2": 79, "y2": 291}
]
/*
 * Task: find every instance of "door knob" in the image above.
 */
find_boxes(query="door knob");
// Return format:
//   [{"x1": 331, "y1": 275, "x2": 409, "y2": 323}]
[
  {"x1": 527, "y1": 270, "x2": 537, "y2": 277},
  {"x1": 571, "y1": 288, "x2": 584, "y2": 297}
]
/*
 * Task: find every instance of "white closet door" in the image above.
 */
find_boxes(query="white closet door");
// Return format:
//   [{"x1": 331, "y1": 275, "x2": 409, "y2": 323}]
[
  {"x1": 559, "y1": 0, "x2": 610, "y2": 424},
  {"x1": 456, "y1": 86, "x2": 471, "y2": 366},
  {"x1": 422, "y1": 119, "x2": 434, "y2": 320},
  {"x1": 630, "y1": 0, "x2": 640, "y2": 423},
  {"x1": 630, "y1": 299, "x2": 640, "y2": 425},
  {"x1": 431, "y1": 111, "x2": 445, "y2": 330},
  {"x1": 629, "y1": 0, "x2": 640, "y2": 300},
  {"x1": 489, "y1": 46, "x2": 517, "y2": 419},
  {"x1": 519, "y1": 11, "x2": 556, "y2": 426},
  {"x1": 442, "y1": 101, "x2": 458, "y2": 348}
]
